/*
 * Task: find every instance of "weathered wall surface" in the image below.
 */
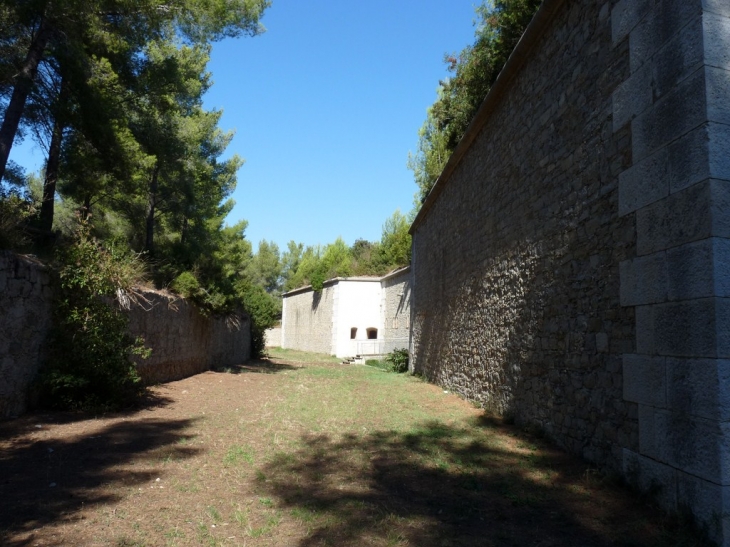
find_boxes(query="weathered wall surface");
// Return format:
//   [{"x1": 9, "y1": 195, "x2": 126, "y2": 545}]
[
  {"x1": 126, "y1": 291, "x2": 251, "y2": 384},
  {"x1": 281, "y1": 283, "x2": 335, "y2": 355},
  {"x1": 411, "y1": 0, "x2": 636, "y2": 470},
  {"x1": 382, "y1": 268, "x2": 411, "y2": 351},
  {"x1": 264, "y1": 326, "x2": 282, "y2": 347},
  {"x1": 0, "y1": 254, "x2": 252, "y2": 415},
  {"x1": 411, "y1": 0, "x2": 730, "y2": 542},
  {"x1": 0, "y1": 252, "x2": 53, "y2": 418},
  {"x1": 334, "y1": 280, "x2": 383, "y2": 357}
]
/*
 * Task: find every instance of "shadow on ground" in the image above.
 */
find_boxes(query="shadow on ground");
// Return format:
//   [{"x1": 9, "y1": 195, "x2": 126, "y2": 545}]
[
  {"x1": 0, "y1": 415, "x2": 201, "y2": 545},
  {"x1": 213, "y1": 358, "x2": 302, "y2": 375},
  {"x1": 260, "y1": 416, "x2": 707, "y2": 547}
]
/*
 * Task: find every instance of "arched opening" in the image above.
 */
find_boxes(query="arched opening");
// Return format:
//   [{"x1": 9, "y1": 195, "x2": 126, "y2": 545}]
[
  {"x1": 350, "y1": 327, "x2": 357, "y2": 339},
  {"x1": 366, "y1": 328, "x2": 378, "y2": 340}
]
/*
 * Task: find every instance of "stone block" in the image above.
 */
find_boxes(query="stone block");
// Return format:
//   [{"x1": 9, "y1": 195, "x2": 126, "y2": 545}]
[
  {"x1": 667, "y1": 357, "x2": 730, "y2": 421},
  {"x1": 623, "y1": 354, "x2": 667, "y2": 407},
  {"x1": 612, "y1": 62, "x2": 653, "y2": 131},
  {"x1": 704, "y1": 12, "x2": 730, "y2": 71},
  {"x1": 676, "y1": 471, "x2": 730, "y2": 545},
  {"x1": 632, "y1": 66, "x2": 707, "y2": 163},
  {"x1": 652, "y1": 15, "x2": 705, "y2": 99},
  {"x1": 708, "y1": 123, "x2": 730, "y2": 184},
  {"x1": 638, "y1": 403, "x2": 663, "y2": 458},
  {"x1": 620, "y1": 253, "x2": 668, "y2": 306},
  {"x1": 623, "y1": 448, "x2": 678, "y2": 511},
  {"x1": 654, "y1": 298, "x2": 717, "y2": 357},
  {"x1": 635, "y1": 305, "x2": 656, "y2": 354},
  {"x1": 668, "y1": 123, "x2": 730, "y2": 193},
  {"x1": 618, "y1": 147, "x2": 670, "y2": 215},
  {"x1": 611, "y1": 0, "x2": 652, "y2": 46},
  {"x1": 630, "y1": 0, "x2": 703, "y2": 73},
  {"x1": 715, "y1": 238, "x2": 730, "y2": 296},
  {"x1": 707, "y1": 66, "x2": 730, "y2": 126},
  {"x1": 715, "y1": 297, "x2": 730, "y2": 357},
  {"x1": 712, "y1": 179, "x2": 730, "y2": 238},
  {"x1": 666, "y1": 238, "x2": 715, "y2": 300},
  {"x1": 636, "y1": 181, "x2": 713, "y2": 256}
]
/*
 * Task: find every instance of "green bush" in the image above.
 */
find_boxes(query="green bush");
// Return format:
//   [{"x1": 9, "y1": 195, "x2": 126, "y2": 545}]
[
  {"x1": 38, "y1": 220, "x2": 149, "y2": 410},
  {"x1": 385, "y1": 348, "x2": 409, "y2": 373}
]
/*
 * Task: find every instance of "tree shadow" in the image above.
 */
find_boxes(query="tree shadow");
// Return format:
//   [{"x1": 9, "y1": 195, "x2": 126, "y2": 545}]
[
  {"x1": 259, "y1": 417, "x2": 707, "y2": 547},
  {"x1": 0, "y1": 415, "x2": 202, "y2": 545},
  {"x1": 212, "y1": 358, "x2": 302, "y2": 375}
]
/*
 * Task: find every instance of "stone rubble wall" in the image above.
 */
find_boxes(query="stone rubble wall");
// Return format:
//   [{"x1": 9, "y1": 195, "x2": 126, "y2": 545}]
[
  {"x1": 411, "y1": 0, "x2": 636, "y2": 471},
  {"x1": 0, "y1": 253, "x2": 251, "y2": 415},
  {"x1": 0, "y1": 252, "x2": 53, "y2": 418},
  {"x1": 126, "y1": 291, "x2": 251, "y2": 385},
  {"x1": 382, "y1": 269, "x2": 412, "y2": 350}
]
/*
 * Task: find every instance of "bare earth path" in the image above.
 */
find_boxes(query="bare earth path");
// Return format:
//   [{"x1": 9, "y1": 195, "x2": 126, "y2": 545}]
[{"x1": 0, "y1": 350, "x2": 708, "y2": 546}]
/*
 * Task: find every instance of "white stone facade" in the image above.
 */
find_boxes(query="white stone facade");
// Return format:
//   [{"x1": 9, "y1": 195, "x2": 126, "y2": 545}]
[{"x1": 281, "y1": 267, "x2": 411, "y2": 359}]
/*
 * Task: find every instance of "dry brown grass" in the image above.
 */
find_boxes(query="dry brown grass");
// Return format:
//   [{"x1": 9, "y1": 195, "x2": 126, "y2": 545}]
[{"x1": 0, "y1": 352, "x2": 709, "y2": 546}]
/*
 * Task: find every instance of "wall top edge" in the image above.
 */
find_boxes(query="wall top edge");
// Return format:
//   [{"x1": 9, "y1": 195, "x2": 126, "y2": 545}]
[
  {"x1": 409, "y1": 0, "x2": 567, "y2": 234},
  {"x1": 282, "y1": 266, "x2": 412, "y2": 298}
]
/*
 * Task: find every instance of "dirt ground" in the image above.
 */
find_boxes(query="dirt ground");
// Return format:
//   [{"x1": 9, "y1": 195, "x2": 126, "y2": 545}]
[{"x1": 0, "y1": 355, "x2": 710, "y2": 547}]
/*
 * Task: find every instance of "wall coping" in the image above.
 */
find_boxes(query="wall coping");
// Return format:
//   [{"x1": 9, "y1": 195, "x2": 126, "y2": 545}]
[
  {"x1": 410, "y1": 0, "x2": 566, "y2": 234},
  {"x1": 282, "y1": 266, "x2": 412, "y2": 298}
]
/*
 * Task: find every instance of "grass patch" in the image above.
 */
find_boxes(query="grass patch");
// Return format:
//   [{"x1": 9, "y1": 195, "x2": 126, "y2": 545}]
[{"x1": 266, "y1": 346, "x2": 341, "y2": 364}]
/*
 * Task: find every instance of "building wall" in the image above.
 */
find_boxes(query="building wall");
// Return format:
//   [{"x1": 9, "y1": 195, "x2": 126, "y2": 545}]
[
  {"x1": 281, "y1": 283, "x2": 336, "y2": 355},
  {"x1": 264, "y1": 326, "x2": 282, "y2": 347},
  {"x1": 334, "y1": 280, "x2": 383, "y2": 358},
  {"x1": 410, "y1": 0, "x2": 730, "y2": 542},
  {"x1": 382, "y1": 269, "x2": 411, "y2": 352}
]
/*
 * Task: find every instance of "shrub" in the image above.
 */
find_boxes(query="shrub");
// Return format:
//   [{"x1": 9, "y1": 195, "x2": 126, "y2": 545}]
[
  {"x1": 386, "y1": 348, "x2": 409, "y2": 373},
  {"x1": 38, "y1": 220, "x2": 149, "y2": 410}
]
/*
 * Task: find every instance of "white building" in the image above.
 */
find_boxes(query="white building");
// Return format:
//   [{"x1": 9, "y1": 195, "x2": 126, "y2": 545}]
[{"x1": 280, "y1": 266, "x2": 411, "y2": 359}]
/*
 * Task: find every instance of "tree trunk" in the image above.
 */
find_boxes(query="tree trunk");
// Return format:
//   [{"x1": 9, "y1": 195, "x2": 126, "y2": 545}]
[
  {"x1": 0, "y1": 18, "x2": 52, "y2": 182},
  {"x1": 39, "y1": 78, "x2": 68, "y2": 234},
  {"x1": 145, "y1": 164, "x2": 160, "y2": 254}
]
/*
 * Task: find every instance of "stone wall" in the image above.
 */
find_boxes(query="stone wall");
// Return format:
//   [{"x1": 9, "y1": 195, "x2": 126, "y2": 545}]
[
  {"x1": 0, "y1": 252, "x2": 53, "y2": 418},
  {"x1": 410, "y1": 0, "x2": 730, "y2": 542},
  {"x1": 281, "y1": 283, "x2": 335, "y2": 355},
  {"x1": 382, "y1": 268, "x2": 411, "y2": 351},
  {"x1": 0, "y1": 253, "x2": 252, "y2": 415},
  {"x1": 411, "y1": 0, "x2": 636, "y2": 469},
  {"x1": 126, "y1": 291, "x2": 251, "y2": 385},
  {"x1": 264, "y1": 326, "x2": 282, "y2": 347}
]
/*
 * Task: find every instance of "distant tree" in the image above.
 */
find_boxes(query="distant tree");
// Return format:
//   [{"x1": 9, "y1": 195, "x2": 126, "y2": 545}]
[
  {"x1": 250, "y1": 239, "x2": 282, "y2": 294},
  {"x1": 280, "y1": 240, "x2": 304, "y2": 292},
  {"x1": 377, "y1": 209, "x2": 411, "y2": 268}
]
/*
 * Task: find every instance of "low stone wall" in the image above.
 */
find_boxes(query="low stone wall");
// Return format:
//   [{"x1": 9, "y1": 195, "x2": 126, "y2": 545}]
[
  {"x1": 126, "y1": 291, "x2": 251, "y2": 384},
  {"x1": 264, "y1": 326, "x2": 282, "y2": 347},
  {"x1": 0, "y1": 252, "x2": 53, "y2": 418},
  {"x1": 0, "y1": 252, "x2": 251, "y2": 415}
]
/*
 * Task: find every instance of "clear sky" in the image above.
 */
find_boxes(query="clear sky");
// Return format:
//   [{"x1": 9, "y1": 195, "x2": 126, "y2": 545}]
[{"x1": 9, "y1": 1, "x2": 480, "y2": 253}]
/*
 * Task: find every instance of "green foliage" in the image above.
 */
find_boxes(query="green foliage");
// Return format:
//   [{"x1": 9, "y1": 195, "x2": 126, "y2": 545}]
[
  {"x1": 39, "y1": 220, "x2": 149, "y2": 410},
  {"x1": 410, "y1": 0, "x2": 541, "y2": 204},
  {"x1": 240, "y1": 283, "x2": 280, "y2": 357},
  {"x1": 385, "y1": 348, "x2": 410, "y2": 373},
  {"x1": 0, "y1": 192, "x2": 35, "y2": 250}
]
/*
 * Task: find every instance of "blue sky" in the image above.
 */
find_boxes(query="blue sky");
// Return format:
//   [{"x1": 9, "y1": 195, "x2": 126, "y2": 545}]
[{"x1": 10, "y1": 1, "x2": 480, "y2": 253}]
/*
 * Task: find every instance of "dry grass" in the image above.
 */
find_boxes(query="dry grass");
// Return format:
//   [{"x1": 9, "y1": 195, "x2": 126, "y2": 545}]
[{"x1": 0, "y1": 351, "x2": 709, "y2": 546}]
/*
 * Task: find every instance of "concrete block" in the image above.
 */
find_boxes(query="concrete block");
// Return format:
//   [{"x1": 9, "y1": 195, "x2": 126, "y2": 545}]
[
  {"x1": 623, "y1": 354, "x2": 667, "y2": 407},
  {"x1": 654, "y1": 298, "x2": 717, "y2": 357},
  {"x1": 623, "y1": 448, "x2": 678, "y2": 511},
  {"x1": 707, "y1": 66, "x2": 730, "y2": 125},
  {"x1": 612, "y1": 62, "x2": 653, "y2": 131},
  {"x1": 632, "y1": 67, "x2": 707, "y2": 163},
  {"x1": 620, "y1": 253, "x2": 668, "y2": 306},
  {"x1": 635, "y1": 304, "x2": 656, "y2": 354},
  {"x1": 618, "y1": 147, "x2": 670, "y2": 215},
  {"x1": 630, "y1": 0, "x2": 703, "y2": 73},
  {"x1": 666, "y1": 238, "x2": 715, "y2": 300},
  {"x1": 704, "y1": 12, "x2": 730, "y2": 71},
  {"x1": 612, "y1": 0, "x2": 652, "y2": 46},
  {"x1": 667, "y1": 357, "x2": 730, "y2": 421},
  {"x1": 637, "y1": 181, "x2": 712, "y2": 256},
  {"x1": 676, "y1": 471, "x2": 730, "y2": 545}
]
